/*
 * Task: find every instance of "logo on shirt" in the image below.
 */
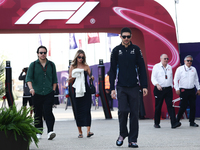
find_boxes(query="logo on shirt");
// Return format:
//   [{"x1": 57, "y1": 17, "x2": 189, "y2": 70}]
[
  {"x1": 119, "y1": 50, "x2": 122, "y2": 55},
  {"x1": 181, "y1": 89, "x2": 185, "y2": 92},
  {"x1": 139, "y1": 49, "x2": 143, "y2": 58},
  {"x1": 130, "y1": 49, "x2": 135, "y2": 54}
]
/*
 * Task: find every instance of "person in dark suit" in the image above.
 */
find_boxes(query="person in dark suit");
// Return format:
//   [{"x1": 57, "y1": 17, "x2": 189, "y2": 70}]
[
  {"x1": 19, "y1": 67, "x2": 33, "y2": 116},
  {"x1": 105, "y1": 71, "x2": 113, "y2": 111}
]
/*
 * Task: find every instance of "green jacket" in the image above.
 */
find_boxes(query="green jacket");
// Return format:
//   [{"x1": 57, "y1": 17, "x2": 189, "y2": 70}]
[{"x1": 26, "y1": 59, "x2": 58, "y2": 95}]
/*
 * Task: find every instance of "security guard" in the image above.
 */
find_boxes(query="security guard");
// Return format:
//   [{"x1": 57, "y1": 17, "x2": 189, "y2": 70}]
[
  {"x1": 174, "y1": 55, "x2": 200, "y2": 127},
  {"x1": 105, "y1": 71, "x2": 113, "y2": 110}
]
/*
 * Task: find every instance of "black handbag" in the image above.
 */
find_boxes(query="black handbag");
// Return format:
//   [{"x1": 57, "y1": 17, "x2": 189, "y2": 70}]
[{"x1": 89, "y1": 78, "x2": 96, "y2": 94}]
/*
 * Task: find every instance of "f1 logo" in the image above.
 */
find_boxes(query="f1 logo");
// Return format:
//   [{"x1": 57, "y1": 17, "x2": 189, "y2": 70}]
[{"x1": 15, "y1": 2, "x2": 99, "y2": 24}]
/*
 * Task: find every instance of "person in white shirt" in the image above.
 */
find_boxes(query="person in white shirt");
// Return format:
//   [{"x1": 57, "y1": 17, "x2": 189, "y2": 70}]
[
  {"x1": 151, "y1": 54, "x2": 181, "y2": 128},
  {"x1": 174, "y1": 55, "x2": 200, "y2": 127}
]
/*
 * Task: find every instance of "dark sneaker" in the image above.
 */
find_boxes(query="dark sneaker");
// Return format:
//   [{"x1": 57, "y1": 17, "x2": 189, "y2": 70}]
[
  {"x1": 172, "y1": 122, "x2": 181, "y2": 129},
  {"x1": 154, "y1": 124, "x2": 161, "y2": 128},
  {"x1": 190, "y1": 122, "x2": 199, "y2": 127},
  {"x1": 129, "y1": 142, "x2": 138, "y2": 148},
  {"x1": 116, "y1": 135, "x2": 124, "y2": 146}
]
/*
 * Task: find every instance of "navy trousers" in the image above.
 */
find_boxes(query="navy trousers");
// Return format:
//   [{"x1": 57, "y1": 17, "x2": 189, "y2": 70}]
[
  {"x1": 153, "y1": 86, "x2": 176, "y2": 126},
  {"x1": 117, "y1": 86, "x2": 139, "y2": 143},
  {"x1": 177, "y1": 88, "x2": 196, "y2": 123}
]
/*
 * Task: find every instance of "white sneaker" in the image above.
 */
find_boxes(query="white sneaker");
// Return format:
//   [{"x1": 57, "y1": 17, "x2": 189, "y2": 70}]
[
  {"x1": 47, "y1": 131, "x2": 56, "y2": 140},
  {"x1": 36, "y1": 134, "x2": 41, "y2": 139}
]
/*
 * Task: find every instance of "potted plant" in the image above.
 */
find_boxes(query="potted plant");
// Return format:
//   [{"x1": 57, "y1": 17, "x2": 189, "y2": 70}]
[
  {"x1": 0, "y1": 104, "x2": 41, "y2": 150},
  {"x1": 0, "y1": 60, "x2": 41, "y2": 150}
]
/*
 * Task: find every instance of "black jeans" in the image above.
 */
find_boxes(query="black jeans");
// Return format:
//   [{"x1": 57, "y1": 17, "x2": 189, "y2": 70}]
[
  {"x1": 32, "y1": 91, "x2": 55, "y2": 133},
  {"x1": 117, "y1": 86, "x2": 139, "y2": 143},
  {"x1": 153, "y1": 86, "x2": 176, "y2": 126},
  {"x1": 177, "y1": 88, "x2": 196, "y2": 123}
]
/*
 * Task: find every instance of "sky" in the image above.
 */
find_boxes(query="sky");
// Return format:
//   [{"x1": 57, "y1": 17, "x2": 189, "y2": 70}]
[
  {"x1": 0, "y1": 33, "x2": 120, "y2": 79},
  {"x1": 155, "y1": 0, "x2": 200, "y2": 43}
]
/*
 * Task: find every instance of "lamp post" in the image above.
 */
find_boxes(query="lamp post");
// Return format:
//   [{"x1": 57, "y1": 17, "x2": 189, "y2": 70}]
[
  {"x1": 174, "y1": 0, "x2": 181, "y2": 64},
  {"x1": 174, "y1": 0, "x2": 180, "y2": 44}
]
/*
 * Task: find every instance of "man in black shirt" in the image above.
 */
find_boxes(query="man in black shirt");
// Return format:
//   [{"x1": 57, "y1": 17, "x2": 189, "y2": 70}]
[
  {"x1": 109, "y1": 27, "x2": 148, "y2": 148},
  {"x1": 18, "y1": 67, "x2": 33, "y2": 116}
]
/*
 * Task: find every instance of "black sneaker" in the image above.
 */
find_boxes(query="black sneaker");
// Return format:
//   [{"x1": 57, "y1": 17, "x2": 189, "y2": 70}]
[
  {"x1": 154, "y1": 124, "x2": 161, "y2": 128},
  {"x1": 116, "y1": 136, "x2": 124, "y2": 146},
  {"x1": 190, "y1": 122, "x2": 199, "y2": 127},
  {"x1": 172, "y1": 122, "x2": 181, "y2": 129},
  {"x1": 129, "y1": 142, "x2": 138, "y2": 148}
]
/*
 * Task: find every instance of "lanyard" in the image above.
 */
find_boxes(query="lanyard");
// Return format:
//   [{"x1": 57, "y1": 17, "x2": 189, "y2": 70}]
[
  {"x1": 184, "y1": 65, "x2": 191, "y2": 72},
  {"x1": 39, "y1": 63, "x2": 48, "y2": 76},
  {"x1": 162, "y1": 66, "x2": 168, "y2": 79}
]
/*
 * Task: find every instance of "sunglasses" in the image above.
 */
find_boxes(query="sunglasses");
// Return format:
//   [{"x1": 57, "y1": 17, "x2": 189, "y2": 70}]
[
  {"x1": 39, "y1": 52, "x2": 47, "y2": 55},
  {"x1": 78, "y1": 56, "x2": 84, "y2": 59},
  {"x1": 164, "y1": 58, "x2": 169, "y2": 60},
  {"x1": 186, "y1": 60, "x2": 193, "y2": 62},
  {"x1": 122, "y1": 35, "x2": 131, "y2": 39}
]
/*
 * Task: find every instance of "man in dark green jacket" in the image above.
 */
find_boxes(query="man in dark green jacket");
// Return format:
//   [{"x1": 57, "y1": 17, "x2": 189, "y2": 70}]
[{"x1": 26, "y1": 45, "x2": 58, "y2": 140}]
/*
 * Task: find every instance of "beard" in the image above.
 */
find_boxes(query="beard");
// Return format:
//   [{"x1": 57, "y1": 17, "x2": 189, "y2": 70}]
[{"x1": 122, "y1": 40, "x2": 130, "y2": 46}]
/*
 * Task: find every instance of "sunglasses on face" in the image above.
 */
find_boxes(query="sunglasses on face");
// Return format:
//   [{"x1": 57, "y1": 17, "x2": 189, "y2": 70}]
[
  {"x1": 186, "y1": 60, "x2": 193, "y2": 62},
  {"x1": 39, "y1": 52, "x2": 47, "y2": 55},
  {"x1": 78, "y1": 56, "x2": 84, "y2": 59},
  {"x1": 164, "y1": 58, "x2": 169, "y2": 60},
  {"x1": 122, "y1": 35, "x2": 131, "y2": 39}
]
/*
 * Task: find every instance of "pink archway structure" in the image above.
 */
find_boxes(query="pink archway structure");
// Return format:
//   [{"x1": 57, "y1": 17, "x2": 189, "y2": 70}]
[{"x1": 0, "y1": 0, "x2": 180, "y2": 118}]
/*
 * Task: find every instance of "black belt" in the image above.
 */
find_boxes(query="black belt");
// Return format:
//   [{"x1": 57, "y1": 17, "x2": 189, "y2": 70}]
[
  {"x1": 180, "y1": 88, "x2": 195, "y2": 91},
  {"x1": 162, "y1": 86, "x2": 171, "y2": 89}
]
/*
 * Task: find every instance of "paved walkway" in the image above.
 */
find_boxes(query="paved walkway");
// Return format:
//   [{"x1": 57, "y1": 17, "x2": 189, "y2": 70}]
[{"x1": 1, "y1": 100, "x2": 200, "y2": 150}]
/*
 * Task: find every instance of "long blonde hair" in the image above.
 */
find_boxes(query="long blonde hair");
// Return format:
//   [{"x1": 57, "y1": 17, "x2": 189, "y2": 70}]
[{"x1": 71, "y1": 50, "x2": 88, "y2": 68}]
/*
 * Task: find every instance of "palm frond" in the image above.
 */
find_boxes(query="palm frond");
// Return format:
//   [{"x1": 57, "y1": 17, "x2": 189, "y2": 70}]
[
  {"x1": 0, "y1": 104, "x2": 42, "y2": 147},
  {"x1": 0, "y1": 59, "x2": 5, "y2": 97}
]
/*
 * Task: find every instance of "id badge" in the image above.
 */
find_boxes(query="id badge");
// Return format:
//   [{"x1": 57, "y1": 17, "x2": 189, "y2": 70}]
[{"x1": 165, "y1": 75, "x2": 167, "y2": 79}]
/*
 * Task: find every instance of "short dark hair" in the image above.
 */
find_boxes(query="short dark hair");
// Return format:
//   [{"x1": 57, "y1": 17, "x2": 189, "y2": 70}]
[
  {"x1": 121, "y1": 27, "x2": 132, "y2": 35},
  {"x1": 37, "y1": 45, "x2": 48, "y2": 53}
]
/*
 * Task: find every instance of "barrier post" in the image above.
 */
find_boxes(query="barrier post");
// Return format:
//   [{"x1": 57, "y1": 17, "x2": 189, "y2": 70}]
[
  {"x1": 5, "y1": 61, "x2": 14, "y2": 107},
  {"x1": 98, "y1": 59, "x2": 112, "y2": 119}
]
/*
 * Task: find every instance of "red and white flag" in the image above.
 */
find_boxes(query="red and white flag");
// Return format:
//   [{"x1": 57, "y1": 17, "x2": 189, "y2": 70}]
[{"x1": 87, "y1": 33, "x2": 100, "y2": 44}]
